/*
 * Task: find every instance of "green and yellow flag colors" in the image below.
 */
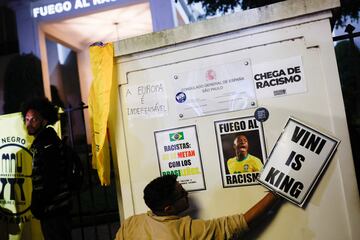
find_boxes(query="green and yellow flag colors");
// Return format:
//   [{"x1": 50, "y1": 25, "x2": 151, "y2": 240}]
[
  {"x1": 169, "y1": 132, "x2": 184, "y2": 142},
  {"x1": 88, "y1": 43, "x2": 114, "y2": 186}
]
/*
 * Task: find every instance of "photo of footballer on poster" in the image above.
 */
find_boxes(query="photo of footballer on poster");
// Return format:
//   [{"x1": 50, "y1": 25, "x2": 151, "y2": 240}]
[{"x1": 214, "y1": 116, "x2": 267, "y2": 187}]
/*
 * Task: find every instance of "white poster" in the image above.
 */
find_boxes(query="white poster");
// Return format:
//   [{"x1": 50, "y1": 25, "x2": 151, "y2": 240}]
[
  {"x1": 125, "y1": 81, "x2": 168, "y2": 119},
  {"x1": 214, "y1": 116, "x2": 267, "y2": 188},
  {"x1": 253, "y1": 56, "x2": 306, "y2": 99},
  {"x1": 258, "y1": 117, "x2": 340, "y2": 207},
  {"x1": 154, "y1": 126, "x2": 205, "y2": 191},
  {"x1": 173, "y1": 59, "x2": 257, "y2": 120}
]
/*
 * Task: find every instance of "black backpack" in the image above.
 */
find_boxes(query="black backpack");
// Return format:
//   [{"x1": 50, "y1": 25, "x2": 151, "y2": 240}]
[{"x1": 60, "y1": 141, "x2": 84, "y2": 192}]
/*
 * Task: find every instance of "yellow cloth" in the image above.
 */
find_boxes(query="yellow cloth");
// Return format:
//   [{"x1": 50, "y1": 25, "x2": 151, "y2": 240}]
[
  {"x1": 88, "y1": 43, "x2": 114, "y2": 186},
  {"x1": 116, "y1": 211, "x2": 249, "y2": 240}
]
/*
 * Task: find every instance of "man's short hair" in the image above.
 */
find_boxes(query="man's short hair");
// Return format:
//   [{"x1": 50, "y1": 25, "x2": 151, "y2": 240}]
[
  {"x1": 143, "y1": 174, "x2": 178, "y2": 212},
  {"x1": 21, "y1": 97, "x2": 59, "y2": 125}
]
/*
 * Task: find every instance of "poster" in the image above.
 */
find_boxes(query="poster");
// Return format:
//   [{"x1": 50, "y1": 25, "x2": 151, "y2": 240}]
[
  {"x1": 0, "y1": 113, "x2": 64, "y2": 239},
  {"x1": 154, "y1": 126, "x2": 206, "y2": 191},
  {"x1": 173, "y1": 59, "x2": 257, "y2": 120},
  {"x1": 214, "y1": 116, "x2": 267, "y2": 187},
  {"x1": 125, "y1": 81, "x2": 168, "y2": 119},
  {"x1": 0, "y1": 113, "x2": 33, "y2": 240},
  {"x1": 258, "y1": 117, "x2": 340, "y2": 207},
  {"x1": 253, "y1": 56, "x2": 306, "y2": 99}
]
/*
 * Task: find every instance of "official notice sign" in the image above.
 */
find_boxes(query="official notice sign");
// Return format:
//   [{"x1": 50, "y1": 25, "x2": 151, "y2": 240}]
[
  {"x1": 258, "y1": 117, "x2": 340, "y2": 207},
  {"x1": 173, "y1": 59, "x2": 256, "y2": 120},
  {"x1": 154, "y1": 125, "x2": 206, "y2": 191}
]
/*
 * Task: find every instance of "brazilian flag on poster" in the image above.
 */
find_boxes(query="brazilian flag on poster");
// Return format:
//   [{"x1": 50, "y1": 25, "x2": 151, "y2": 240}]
[{"x1": 169, "y1": 132, "x2": 184, "y2": 142}]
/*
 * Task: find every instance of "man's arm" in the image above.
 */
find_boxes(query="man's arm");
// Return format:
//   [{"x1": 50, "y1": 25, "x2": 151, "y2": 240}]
[{"x1": 244, "y1": 192, "x2": 280, "y2": 228}]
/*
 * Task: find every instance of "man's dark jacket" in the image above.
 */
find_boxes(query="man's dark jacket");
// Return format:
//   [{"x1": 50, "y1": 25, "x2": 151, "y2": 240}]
[{"x1": 30, "y1": 126, "x2": 71, "y2": 219}]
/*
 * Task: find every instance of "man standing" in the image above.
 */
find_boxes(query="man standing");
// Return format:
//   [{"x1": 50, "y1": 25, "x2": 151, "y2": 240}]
[
  {"x1": 227, "y1": 134, "x2": 263, "y2": 174},
  {"x1": 116, "y1": 174, "x2": 281, "y2": 239},
  {"x1": 21, "y1": 97, "x2": 72, "y2": 240}
]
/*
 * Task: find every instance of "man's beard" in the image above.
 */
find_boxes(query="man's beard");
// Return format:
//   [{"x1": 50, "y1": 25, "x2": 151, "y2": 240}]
[{"x1": 27, "y1": 127, "x2": 42, "y2": 136}]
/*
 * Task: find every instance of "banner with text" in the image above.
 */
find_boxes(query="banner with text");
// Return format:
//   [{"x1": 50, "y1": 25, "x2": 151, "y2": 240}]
[
  {"x1": 0, "y1": 113, "x2": 34, "y2": 240},
  {"x1": 154, "y1": 126, "x2": 205, "y2": 191},
  {"x1": 258, "y1": 117, "x2": 340, "y2": 207},
  {"x1": 215, "y1": 116, "x2": 267, "y2": 187}
]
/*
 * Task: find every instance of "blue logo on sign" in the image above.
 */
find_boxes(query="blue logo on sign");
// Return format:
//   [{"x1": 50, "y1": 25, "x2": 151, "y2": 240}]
[
  {"x1": 254, "y1": 107, "x2": 269, "y2": 122},
  {"x1": 175, "y1": 92, "x2": 186, "y2": 103}
]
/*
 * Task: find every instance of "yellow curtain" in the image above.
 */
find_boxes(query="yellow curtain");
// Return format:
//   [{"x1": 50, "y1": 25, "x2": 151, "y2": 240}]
[{"x1": 88, "y1": 43, "x2": 114, "y2": 186}]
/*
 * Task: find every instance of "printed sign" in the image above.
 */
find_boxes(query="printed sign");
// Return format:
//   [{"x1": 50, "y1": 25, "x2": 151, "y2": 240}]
[
  {"x1": 173, "y1": 59, "x2": 257, "y2": 119},
  {"x1": 253, "y1": 56, "x2": 306, "y2": 98},
  {"x1": 154, "y1": 126, "x2": 205, "y2": 191},
  {"x1": 258, "y1": 117, "x2": 340, "y2": 207},
  {"x1": 32, "y1": 0, "x2": 118, "y2": 18},
  {"x1": 214, "y1": 116, "x2": 267, "y2": 187},
  {"x1": 0, "y1": 113, "x2": 34, "y2": 238},
  {"x1": 125, "y1": 81, "x2": 168, "y2": 119}
]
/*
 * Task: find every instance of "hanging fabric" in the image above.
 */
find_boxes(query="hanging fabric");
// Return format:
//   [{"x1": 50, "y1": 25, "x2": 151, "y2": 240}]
[{"x1": 88, "y1": 43, "x2": 114, "y2": 186}]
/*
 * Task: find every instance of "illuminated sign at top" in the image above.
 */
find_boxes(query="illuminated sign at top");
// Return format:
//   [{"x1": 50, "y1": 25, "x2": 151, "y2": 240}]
[{"x1": 32, "y1": 0, "x2": 117, "y2": 18}]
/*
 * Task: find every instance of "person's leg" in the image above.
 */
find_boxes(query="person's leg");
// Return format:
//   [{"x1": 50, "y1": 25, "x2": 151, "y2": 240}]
[{"x1": 41, "y1": 214, "x2": 72, "y2": 240}]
